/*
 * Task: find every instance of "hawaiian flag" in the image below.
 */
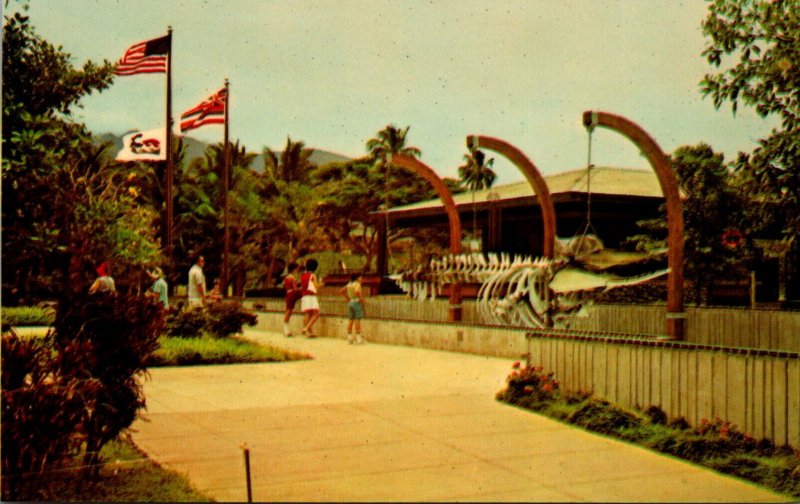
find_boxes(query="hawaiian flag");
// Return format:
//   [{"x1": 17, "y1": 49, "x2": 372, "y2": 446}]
[
  {"x1": 114, "y1": 34, "x2": 170, "y2": 76},
  {"x1": 180, "y1": 87, "x2": 227, "y2": 132}
]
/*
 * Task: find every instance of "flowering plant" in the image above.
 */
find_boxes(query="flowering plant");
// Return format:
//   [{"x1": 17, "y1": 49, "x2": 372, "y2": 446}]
[
  {"x1": 506, "y1": 361, "x2": 560, "y2": 397},
  {"x1": 697, "y1": 416, "x2": 756, "y2": 446}
]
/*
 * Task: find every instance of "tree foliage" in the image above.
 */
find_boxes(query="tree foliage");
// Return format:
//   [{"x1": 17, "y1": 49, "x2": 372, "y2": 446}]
[
  {"x1": 458, "y1": 145, "x2": 496, "y2": 242},
  {"x1": 701, "y1": 0, "x2": 800, "y2": 240},
  {"x1": 626, "y1": 144, "x2": 755, "y2": 304},
  {"x1": 1, "y1": 12, "x2": 168, "y2": 301}
]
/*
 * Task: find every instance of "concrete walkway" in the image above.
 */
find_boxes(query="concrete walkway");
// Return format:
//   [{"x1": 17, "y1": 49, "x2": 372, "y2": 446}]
[{"x1": 132, "y1": 329, "x2": 791, "y2": 502}]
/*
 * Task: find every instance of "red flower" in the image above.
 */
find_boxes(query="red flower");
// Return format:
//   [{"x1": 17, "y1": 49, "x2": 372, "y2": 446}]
[
  {"x1": 721, "y1": 228, "x2": 744, "y2": 249},
  {"x1": 523, "y1": 385, "x2": 534, "y2": 394},
  {"x1": 512, "y1": 361, "x2": 521, "y2": 369}
]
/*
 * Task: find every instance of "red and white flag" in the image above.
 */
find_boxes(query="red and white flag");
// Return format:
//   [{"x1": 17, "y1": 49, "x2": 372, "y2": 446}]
[
  {"x1": 114, "y1": 34, "x2": 170, "y2": 76},
  {"x1": 180, "y1": 87, "x2": 227, "y2": 132},
  {"x1": 116, "y1": 128, "x2": 167, "y2": 162}
]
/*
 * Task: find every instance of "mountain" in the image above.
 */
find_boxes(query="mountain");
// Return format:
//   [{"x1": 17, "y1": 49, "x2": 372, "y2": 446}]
[{"x1": 94, "y1": 132, "x2": 353, "y2": 170}]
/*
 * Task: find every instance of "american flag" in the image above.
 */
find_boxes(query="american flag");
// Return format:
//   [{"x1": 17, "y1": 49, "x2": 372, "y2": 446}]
[
  {"x1": 180, "y1": 87, "x2": 227, "y2": 132},
  {"x1": 114, "y1": 34, "x2": 170, "y2": 76}
]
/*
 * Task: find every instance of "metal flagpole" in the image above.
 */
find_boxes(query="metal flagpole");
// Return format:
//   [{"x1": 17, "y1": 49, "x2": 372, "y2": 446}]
[
  {"x1": 223, "y1": 78, "x2": 231, "y2": 296},
  {"x1": 165, "y1": 27, "x2": 174, "y2": 270}
]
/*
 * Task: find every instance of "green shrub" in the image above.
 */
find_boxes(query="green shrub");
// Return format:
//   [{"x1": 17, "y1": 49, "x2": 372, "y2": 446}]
[
  {"x1": 567, "y1": 399, "x2": 644, "y2": 435},
  {"x1": 644, "y1": 404, "x2": 668, "y2": 425},
  {"x1": 164, "y1": 302, "x2": 257, "y2": 338},
  {"x1": 1, "y1": 306, "x2": 55, "y2": 326},
  {"x1": 164, "y1": 305, "x2": 207, "y2": 338},
  {"x1": 204, "y1": 301, "x2": 257, "y2": 338}
]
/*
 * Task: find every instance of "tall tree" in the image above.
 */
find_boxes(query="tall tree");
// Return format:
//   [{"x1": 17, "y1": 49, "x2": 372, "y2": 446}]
[
  {"x1": 458, "y1": 146, "x2": 496, "y2": 245},
  {"x1": 626, "y1": 144, "x2": 754, "y2": 304},
  {"x1": 261, "y1": 138, "x2": 321, "y2": 263},
  {"x1": 366, "y1": 124, "x2": 422, "y2": 162},
  {"x1": 263, "y1": 136, "x2": 315, "y2": 184},
  {"x1": 701, "y1": 0, "x2": 800, "y2": 241},
  {"x1": 1, "y1": 11, "x2": 132, "y2": 301},
  {"x1": 366, "y1": 125, "x2": 422, "y2": 266}
]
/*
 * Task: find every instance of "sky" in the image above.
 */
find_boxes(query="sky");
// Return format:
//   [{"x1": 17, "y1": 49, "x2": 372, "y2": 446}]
[{"x1": 20, "y1": 0, "x2": 774, "y2": 184}]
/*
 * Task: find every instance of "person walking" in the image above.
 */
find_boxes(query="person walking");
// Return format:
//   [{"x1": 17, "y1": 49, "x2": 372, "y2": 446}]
[
  {"x1": 300, "y1": 259, "x2": 320, "y2": 338},
  {"x1": 188, "y1": 255, "x2": 206, "y2": 307},
  {"x1": 282, "y1": 262, "x2": 302, "y2": 337},
  {"x1": 148, "y1": 266, "x2": 169, "y2": 308},
  {"x1": 339, "y1": 273, "x2": 366, "y2": 344},
  {"x1": 89, "y1": 261, "x2": 116, "y2": 295}
]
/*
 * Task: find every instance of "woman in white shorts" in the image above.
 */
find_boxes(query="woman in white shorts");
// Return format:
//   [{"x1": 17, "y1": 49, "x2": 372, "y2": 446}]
[{"x1": 299, "y1": 259, "x2": 320, "y2": 337}]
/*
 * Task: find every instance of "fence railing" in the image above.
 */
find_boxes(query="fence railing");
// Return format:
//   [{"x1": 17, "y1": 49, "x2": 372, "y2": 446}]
[{"x1": 248, "y1": 295, "x2": 800, "y2": 352}]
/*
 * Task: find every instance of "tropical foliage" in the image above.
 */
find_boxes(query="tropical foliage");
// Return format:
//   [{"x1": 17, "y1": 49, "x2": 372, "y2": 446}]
[
  {"x1": 625, "y1": 144, "x2": 756, "y2": 304},
  {"x1": 701, "y1": 0, "x2": 800, "y2": 242},
  {"x1": 458, "y1": 146, "x2": 496, "y2": 245}
]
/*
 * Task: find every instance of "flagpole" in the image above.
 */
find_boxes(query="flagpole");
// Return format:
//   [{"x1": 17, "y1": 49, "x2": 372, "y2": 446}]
[
  {"x1": 165, "y1": 27, "x2": 174, "y2": 270},
  {"x1": 223, "y1": 78, "x2": 231, "y2": 296}
]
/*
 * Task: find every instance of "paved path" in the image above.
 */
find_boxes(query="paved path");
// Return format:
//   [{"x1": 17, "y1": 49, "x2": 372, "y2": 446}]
[{"x1": 132, "y1": 329, "x2": 790, "y2": 502}]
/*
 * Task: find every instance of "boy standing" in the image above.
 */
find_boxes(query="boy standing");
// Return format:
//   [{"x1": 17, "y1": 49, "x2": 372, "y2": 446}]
[{"x1": 339, "y1": 273, "x2": 366, "y2": 344}]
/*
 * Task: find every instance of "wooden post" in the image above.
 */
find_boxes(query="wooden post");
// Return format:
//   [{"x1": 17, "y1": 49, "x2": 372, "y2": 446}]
[
  {"x1": 241, "y1": 443, "x2": 252, "y2": 502},
  {"x1": 583, "y1": 111, "x2": 686, "y2": 340},
  {"x1": 466, "y1": 135, "x2": 556, "y2": 258},
  {"x1": 391, "y1": 154, "x2": 463, "y2": 321}
]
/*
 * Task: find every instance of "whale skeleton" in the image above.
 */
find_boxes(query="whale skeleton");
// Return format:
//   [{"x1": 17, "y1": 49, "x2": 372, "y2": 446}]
[{"x1": 390, "y1": 235, "x2": 669, "y2": 329}]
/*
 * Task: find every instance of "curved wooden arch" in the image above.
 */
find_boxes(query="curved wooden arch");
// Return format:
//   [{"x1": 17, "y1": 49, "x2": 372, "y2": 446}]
[
  {"x1": 391, "y1": 154, "x2": 463, "y2": 321},
  {"x1": 583, "y1": 111, "x2": 685, "y2": 340},
  {"x1": 466, "y1": 135, "x2": 557, "y2": 258}
]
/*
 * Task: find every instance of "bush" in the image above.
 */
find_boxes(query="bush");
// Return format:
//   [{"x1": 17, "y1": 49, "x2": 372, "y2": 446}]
[
  {"x1": 497, "y1": 361, "x2": 560, "y2": 405},
  {"x1": 50, "y1": 291, "x2": 163, "y2": 476},
  {"x1": 567, "y1": 399, "x2": 644, "y2": 435},
  {"x1": 2, "y1": 289, "x2": 163, "y2": 501},
  {"x1": 1, "y1": 306, "x2": 55, "y2": 326},
  {"x1": 644, "y1": 404, "x2": 668, "y2": 425},
  {"x1": 1, "y1": 331, "x2": 96, "y2": 500},
  {"x1": 204, "y1": 301, "x2": 257, "y2": 338},
  {"x1": 165, "y1": 305, "x2": 207, "y2": 338},
  {"x1": 164, "y1": 302, "x2": 257, "y2": 338}
]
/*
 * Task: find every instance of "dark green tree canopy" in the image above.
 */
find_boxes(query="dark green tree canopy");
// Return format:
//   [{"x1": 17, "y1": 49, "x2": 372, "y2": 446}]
[
  {"x1": 626, "y1": 144, "x2": 754, "y2": 304},
  {"x1": 2, "y1": 13, "x2": 114, "y2": 128},
  {"x1": 701, "y1": 0, "x2": 800, "y2": 239}
]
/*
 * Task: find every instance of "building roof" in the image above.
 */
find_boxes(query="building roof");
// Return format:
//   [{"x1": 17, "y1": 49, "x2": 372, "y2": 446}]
[{"x1": 386, "y1": 166, "x2": 665, "y2": 214}]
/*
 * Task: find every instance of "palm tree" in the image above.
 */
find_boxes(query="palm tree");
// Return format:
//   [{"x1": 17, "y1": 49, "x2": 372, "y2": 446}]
[
  {"x1": 262, "y1": 137, "x2": 315, "y2": 185},
  {"x1": 366, "y1": 125, "x2": 422, "y2": 271},
  {"x1": 366, "y1": 124, "x2": 422, "y2": 163},
  {"x1": 458, "y1": 147, "x2": 496, "y2": 249},
  {"x1": 261, "y1": 137, "x2": 321, "y2": 263}
]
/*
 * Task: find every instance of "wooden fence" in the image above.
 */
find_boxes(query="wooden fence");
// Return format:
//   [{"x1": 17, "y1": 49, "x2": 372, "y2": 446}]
[
  {"x1": 528, "y1": 334, "x2": 799, "y2": 448},
  {"x1": 249, "y1": 296, "x2": 800, "y2": 352}
]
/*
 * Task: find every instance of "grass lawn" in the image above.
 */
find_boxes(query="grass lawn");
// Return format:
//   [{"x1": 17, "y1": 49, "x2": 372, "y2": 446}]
[
  {"x1": 7, "y1": 437, "x2": 212, "y2": 502},
  {"x1": 147, "y1": 334, "x2": 311, "y2": 366}
]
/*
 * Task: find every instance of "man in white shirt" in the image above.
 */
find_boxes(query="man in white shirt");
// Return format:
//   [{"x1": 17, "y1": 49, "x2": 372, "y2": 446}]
[{"x1": 188, "y1": 256, "x2": 206, "y2": 306}]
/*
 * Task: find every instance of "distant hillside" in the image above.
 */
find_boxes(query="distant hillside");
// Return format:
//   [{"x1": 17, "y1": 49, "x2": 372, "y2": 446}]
[{"x1": 94, "y1": 132, "x2": 352, "y2": 170}]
